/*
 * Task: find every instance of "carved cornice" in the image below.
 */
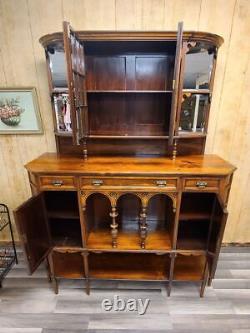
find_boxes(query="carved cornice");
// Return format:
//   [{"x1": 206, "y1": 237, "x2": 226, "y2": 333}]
[{"x1": 39, "y1": 31, "x2": 224, "y2": 49}]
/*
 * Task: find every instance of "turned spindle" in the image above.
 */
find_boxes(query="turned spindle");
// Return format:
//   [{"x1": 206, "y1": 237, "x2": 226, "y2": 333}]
[
  {"x1": 110, "y1": 207, "x2": 118, "y2": 248},
  {"x1": 139, "y1": 206, "x2": 148, "y2": 249}
]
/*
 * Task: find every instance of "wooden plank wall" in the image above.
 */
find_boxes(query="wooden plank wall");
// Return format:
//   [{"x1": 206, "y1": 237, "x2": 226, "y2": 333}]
[{"x1": 0, "y1": 0, "x2": 249, "y2": 242}]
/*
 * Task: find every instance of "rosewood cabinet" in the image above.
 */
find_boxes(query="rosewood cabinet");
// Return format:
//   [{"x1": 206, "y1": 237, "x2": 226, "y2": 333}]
[{"x1": 14, "y1": 22, "x2": 236, "y2": 297}]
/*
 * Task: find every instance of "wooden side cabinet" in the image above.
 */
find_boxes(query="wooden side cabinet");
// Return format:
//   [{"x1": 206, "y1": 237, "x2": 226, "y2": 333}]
[{"x1": 14, "y1": 154, "x2": 235, "y2": 297}]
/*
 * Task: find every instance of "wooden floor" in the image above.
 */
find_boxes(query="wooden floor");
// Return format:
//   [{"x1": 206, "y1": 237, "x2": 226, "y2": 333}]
[{"x1": 0, "y1": 247, "x2": 250, "y2": 332}]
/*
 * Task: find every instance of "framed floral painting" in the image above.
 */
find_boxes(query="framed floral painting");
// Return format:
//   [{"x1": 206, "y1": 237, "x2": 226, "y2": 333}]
[{"x1": 0, "y1": 87, "x2": 43, "y2": 134}]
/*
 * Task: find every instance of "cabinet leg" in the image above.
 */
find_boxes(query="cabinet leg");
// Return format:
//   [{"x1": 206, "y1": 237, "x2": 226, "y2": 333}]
[
  {"x1": 85, "y1": 279, "x2": 90, "y2": 295},
  {"x1": 200, "y1": 261, "x2": 209, "y2": 298},
  {"x1": 168, "y1": 253, "x2": 176, "y2": 297},
  {"x1": 46, "y1": 257, "x2": 52, "y2": 283},
  {"x1": 53, "y1": 278, "x2": 58, "y2": 295},
  {"x1": 208, "y1": 277, "x2": 213, "y2": 286},
  {"x1": 82, "y1": 252, "x2": 90, "y2": 295},
  {"x1": 110, "y1": 207, "x2": 118, "y2": 248}
]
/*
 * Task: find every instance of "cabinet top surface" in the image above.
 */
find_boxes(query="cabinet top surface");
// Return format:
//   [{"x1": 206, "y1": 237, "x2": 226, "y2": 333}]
[{"x1": 26, "y1": 154, "x2": 235, "y2": 176}]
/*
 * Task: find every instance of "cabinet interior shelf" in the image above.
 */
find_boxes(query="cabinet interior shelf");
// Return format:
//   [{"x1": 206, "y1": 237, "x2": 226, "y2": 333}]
[
  {"x1": 179, "y1": 212, "x2": 211, "y2": 221},
  {"x1": 47, "y1": 210, "x2": 79, "y2": 220},
  {"x1": 87, "y1": 230, "x2": 171, "y2": 251},
  {"x1": 89, "y1": 135, "x2": 170, "y2": 139},
  {"x1": 173, "y1": 255, "x2": 206, "y2": 281},
  {"x1": 177, "y1": 132, "x2": 207, "y2": 138},
  {"x1": 177, "y1": 238, "x2": 208, "y2": 251},
  {"x1": 182, "y1": 89, "x2": 210, "y2": 94},
  {"x1": 52, "y1": 89, "x2": 173, "y2": 94},
  {"x1": 55, "y1": 132, "x2": 208, "y2": 140},
  {"x1": 87, "y1": 90, "x2": 173, "y2": 93},
  {"x1": 54, "y1": 132, "x2": 171, "y2": 139},
  {"x1": 52, "y1": 234, "x2": 82, "y2": 248}
]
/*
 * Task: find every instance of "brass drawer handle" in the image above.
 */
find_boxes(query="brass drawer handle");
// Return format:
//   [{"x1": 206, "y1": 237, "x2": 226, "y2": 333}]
[
  {"x1": 92, "y1": 179, "x2": 103, "y2": 186},
  {"x1": 155, "y1": 180, "x2": 167, "y2": 187},
  {"x1": 51, "y1": 180, "x2": 63, "y2": 187},
  {"x1": 196, "y1": 181, "x2": 208, "y2": 188}
]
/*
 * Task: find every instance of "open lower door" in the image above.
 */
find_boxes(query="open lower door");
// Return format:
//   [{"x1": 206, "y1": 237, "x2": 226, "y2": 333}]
[
  {"x1": 169, "y1": 22, "x2": 183, "y2": 145},
  {"x1": 63, "y1": 21, "x2": 88, "y2": 146},
  {"x1": 14, "y1": 194, "x2": 51, "y2": 274},
  {"x1": 208, "y1": 195, "x2": 228, "y2": 280}
]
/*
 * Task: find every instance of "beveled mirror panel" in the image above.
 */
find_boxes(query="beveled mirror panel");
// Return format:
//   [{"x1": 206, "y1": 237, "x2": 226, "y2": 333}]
[
  {"x1": 179, "y1": 93, "x2": 209, "y2": 133},
  {"x1": 48, "y1": 49, "x2": 67, "y2": 88},
  {"x1": 183, "y1": 43, "x2": 214, "y2": 90}
]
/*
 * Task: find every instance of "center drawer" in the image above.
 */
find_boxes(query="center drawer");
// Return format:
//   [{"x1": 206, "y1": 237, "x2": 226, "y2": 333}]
[{"x1": 80, "y1": 177, "x2": 177, "y2": 190}]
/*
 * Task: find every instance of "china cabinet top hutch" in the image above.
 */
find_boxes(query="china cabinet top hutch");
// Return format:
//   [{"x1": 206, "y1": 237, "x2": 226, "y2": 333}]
[
  {"x1": 14, "y1": 22, "x2": 235, "y2": 297},
  {"x1": 39, "y1": 22, "x2": 223, "y2": 158}
]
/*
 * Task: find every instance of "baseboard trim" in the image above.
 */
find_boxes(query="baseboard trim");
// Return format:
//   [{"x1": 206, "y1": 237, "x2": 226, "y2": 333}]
[{"x1": 222, "y1": 242, "x2": 250, "y2": 247}]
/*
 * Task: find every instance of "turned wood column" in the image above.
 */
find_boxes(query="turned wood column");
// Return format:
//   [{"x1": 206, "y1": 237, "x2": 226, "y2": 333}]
[
  {"x1": 139, "y1": 205, "x2": 148, "y2": 249},
  {"x1": 110, "y1": 206, "x2": 118, "y2": 248}
]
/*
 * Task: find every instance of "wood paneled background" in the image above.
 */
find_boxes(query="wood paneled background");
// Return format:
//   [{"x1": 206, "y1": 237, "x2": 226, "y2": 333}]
[{"x1": 0, "y1": 0, "x2": 249, "y2": 242}]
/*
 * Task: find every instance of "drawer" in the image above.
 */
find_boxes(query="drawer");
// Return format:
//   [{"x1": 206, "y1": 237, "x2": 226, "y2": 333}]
[
  {"x1": 183, "y1": 177, "x2": 220, "y2": 192},
  {"x1": 80, "y1": 177, "x2": 177, "y2": 190},
  {"x1": 39, "y1": 175, "x2": 76, "y2": 190}
]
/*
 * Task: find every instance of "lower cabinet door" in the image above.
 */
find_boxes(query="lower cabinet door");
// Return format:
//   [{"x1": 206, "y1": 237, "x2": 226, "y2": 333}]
[
  {"x1": 208, "y1": 195, "x2": 228, "y2": 254},
  {"x1": 14, "y1": 193, "x2": 51, "y2": 274},
  {"x1": 208, "y1": 195, "x2": 228, "y2": 279},
  {"x1": 51, "y1": 250, "x2": 85, "y2": 278}
]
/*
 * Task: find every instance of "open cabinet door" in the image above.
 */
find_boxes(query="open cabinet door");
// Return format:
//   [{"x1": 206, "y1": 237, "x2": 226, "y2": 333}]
[
  {"x1": 14, "y1": 194, "x2": 51, "y2": 274},
  {"x1": 63, "y1": 21, "x2": 88, "y2": 145},
  {"x1": 208, "y1": 195, "x2": 228, "y2": 280},
  {"x1": 169, "y1": 22, "x2": 183, "y2": 145}
]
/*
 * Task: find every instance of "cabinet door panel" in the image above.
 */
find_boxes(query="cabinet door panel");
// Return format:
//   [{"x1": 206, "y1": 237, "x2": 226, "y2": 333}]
[
  {"x1": 63, "y1": 21, "x2": 87, "y2": 145},
  {"x1": 209, "y1": 196, "x2": 228, "y2": 254},
  {"x1": 169, "y1": 22, "x2": 183, "y2": 144},
  {"x1": 94, "y1": 57, "x2": 126, "y2": 90},
  {"x1": 14, "y1": 194, "x2": 51, "y2": 274},
  {"x1": 135, "y1": 56, "x2": 168, "y2": 90},
  {"x1": 208, "y1": 195, "x2": 228, "y2": 280}
]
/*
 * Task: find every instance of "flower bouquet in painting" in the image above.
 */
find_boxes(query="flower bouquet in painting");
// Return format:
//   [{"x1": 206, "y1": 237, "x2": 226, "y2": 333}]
[{"x1": 0, "y1": 97, "x2": 25, "y2": 126}]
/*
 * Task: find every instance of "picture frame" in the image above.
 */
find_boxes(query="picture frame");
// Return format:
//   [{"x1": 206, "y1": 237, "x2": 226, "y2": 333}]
[{"x1": 0, "y1": 87, "x2": 43, "y2": 134}]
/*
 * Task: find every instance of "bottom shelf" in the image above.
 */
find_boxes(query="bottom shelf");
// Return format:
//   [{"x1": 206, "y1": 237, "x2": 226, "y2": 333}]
[
  {"x1": 174, "y1": 254, "x2": 206, "y2": 281},
  {"x1": 89, "y1": 252, "x2": 170, "y2": 280},
  {"x1": 52, "y1": 251, "x2": 85, "y2": 278},
  {"x1": 50, "y1": 250, "x2": 207, "y2": 283}
]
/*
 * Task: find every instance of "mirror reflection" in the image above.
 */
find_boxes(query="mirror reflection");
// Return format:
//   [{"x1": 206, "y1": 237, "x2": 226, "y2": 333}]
[
  {"x1": 183, "y1": 43, "x2": 214, "y2": 89},
  {"x1": 48, "y1": 49, "x2": 67, "y2": 88},
  {"x1": 179, "y1": 93, "x2": 209, "y2": 132}
]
